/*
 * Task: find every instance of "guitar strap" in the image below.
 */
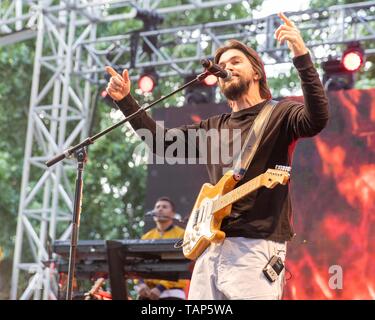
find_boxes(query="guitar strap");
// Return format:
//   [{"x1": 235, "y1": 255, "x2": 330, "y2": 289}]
[{"x1": 233, "y1": 99, "x2": 278, "y2": 181}]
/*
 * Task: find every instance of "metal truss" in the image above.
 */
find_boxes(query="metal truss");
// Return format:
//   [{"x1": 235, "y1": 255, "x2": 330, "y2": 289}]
[
  {"x1": 76, "y1": 1, "x2": 375, "y2": 83},
  {"x1": 8, "y1": 0, "x2": 375, "y2": 300},
  {"x1": 10, "y1": 0, "x2": 99, "y2": 300},
  {"x1": 0, "y1": 0, "x2": 39, "y2": 46},
  {"x1": 0, "y1": 0, "x2": 244, "y2": 45}
]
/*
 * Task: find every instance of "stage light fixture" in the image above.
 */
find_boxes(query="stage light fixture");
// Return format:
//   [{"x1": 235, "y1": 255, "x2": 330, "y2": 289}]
[
  {"x1": 203, "y1": 74, "x2": 218, "y2": 86},
  {"x1": 322, "y1": 42, "x2": 365, "y2": 91},
  {"x1": 138, "y1": 69, "x2": 158, "y2": 93},
  {"x1": 101, "y1": 89, "x2": 108, "y2": 98},
  {"x1": 342, "y1": 43, "x2": 364, "y2": 72},
  {"x1": 322, "y1": 58, "x2": 354, "y2": 91}
]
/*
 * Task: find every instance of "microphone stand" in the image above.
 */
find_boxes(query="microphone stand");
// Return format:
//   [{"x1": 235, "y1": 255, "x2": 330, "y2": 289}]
[{"x1": 45, "y1": 70, "x2": 212, "y2": 300}]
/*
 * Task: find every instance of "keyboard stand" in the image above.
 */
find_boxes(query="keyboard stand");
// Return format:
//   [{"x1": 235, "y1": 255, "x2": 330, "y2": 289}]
[{"x1": 106, "y1": 240, "x2": 128, "y2": 300}]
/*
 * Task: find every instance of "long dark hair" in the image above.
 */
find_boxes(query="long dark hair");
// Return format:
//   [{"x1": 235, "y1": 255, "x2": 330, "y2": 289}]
[{"x1": 214, "y1": 39, "x2": 272, "y2": 100}]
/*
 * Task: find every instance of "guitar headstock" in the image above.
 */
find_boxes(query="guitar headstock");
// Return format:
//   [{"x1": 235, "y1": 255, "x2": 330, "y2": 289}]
[{"x1": 262, "y1": 166, "x2": 291, "y2": 188}]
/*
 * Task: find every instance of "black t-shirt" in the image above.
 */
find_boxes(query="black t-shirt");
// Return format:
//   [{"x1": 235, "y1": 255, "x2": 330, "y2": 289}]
[{"x1": 116, "y1": 53, "x2": 329, "y2": 242}]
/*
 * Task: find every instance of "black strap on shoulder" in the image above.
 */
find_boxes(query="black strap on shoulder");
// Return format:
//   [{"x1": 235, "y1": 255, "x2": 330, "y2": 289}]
[{"x1": 233, "y1": 99, "x2": 278, "y2": 181}]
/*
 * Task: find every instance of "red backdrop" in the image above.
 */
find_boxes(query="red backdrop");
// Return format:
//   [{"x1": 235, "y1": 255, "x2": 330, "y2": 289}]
[{"x1": 284, "y1": 88, "x2": 375, "y2": 299}]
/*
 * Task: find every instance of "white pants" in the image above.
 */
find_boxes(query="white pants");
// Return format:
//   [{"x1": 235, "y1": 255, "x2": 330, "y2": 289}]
[{"x1": 188, "y1": 237, "x2": 286, "y2": 300}]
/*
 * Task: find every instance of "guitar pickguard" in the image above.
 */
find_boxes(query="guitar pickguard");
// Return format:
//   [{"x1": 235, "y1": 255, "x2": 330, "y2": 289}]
[{"x1": 183, "y1": 195, "x2": 220, "y2": 257}]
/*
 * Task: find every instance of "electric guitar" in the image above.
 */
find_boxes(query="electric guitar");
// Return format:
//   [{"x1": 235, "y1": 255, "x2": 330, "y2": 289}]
[{"x1": 182, "y1": 165, "x2": 291, "y2": 260}]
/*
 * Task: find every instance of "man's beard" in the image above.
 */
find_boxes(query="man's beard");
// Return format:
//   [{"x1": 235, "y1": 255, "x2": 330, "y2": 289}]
[{"x1": 220, "y1": 77, "x2": 251, "y2": 101}]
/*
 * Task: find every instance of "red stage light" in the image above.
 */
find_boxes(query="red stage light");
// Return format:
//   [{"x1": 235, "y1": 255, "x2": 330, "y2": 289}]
[
  {"x1": 341, "y1": 42, "x2": 364, "y2": 73},
  {"x1": 342, "y1": 51, "x2": 363, "y2": 72},
  {"x1": 203, "y1": 74, "x2": 218, "y2": 86},
  {"x1": 101, "y1": 89, "x2": 108, "y2": 98},
  {"x1": 190, "y1": 114, "x2": 202, "y2": 123},
  {"x1": 138, "y1": 74, "x2": 156, "y2": 93}
]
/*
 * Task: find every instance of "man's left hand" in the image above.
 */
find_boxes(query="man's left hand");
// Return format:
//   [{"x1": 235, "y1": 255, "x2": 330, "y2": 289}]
[{"x1": 274, "y1": 12, "x2": 308, "y2": 58}]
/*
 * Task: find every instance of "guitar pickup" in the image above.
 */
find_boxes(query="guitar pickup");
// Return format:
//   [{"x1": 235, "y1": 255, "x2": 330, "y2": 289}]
[{"x1": 275, "y1": 165, "x2": 291, "y2": 173}]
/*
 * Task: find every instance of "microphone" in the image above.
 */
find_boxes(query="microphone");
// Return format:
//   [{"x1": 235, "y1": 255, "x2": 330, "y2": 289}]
[
  {"x1": 145, "y1": 210, "x2": 156, "y2": 216},
  {"x1": 145, "y1": 210, "x2": 173, "y2": 221},
  {"x1": 201, "y1": 58, "x2": 232, "y2": 81},
  {"x1": 145, "y1": 210, "x2": 183, "y2": 223}
]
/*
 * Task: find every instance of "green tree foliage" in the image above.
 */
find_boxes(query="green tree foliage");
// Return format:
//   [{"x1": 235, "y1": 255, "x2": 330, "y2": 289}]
[
  {"x1": 0, "y1": 40, "x2": 35, "y2": 298},
  {"x1": 79, "y1": 101, "x2": 147, "y2": 241}
]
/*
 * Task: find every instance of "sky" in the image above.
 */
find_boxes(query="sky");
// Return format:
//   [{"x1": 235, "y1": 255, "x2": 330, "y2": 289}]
[{"x1": 254, "y1": 0, "x2": 310, "y2": 18}]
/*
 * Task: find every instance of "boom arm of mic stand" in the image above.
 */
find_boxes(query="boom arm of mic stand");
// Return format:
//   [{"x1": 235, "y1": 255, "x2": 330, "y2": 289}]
[{"x1": 45, "y1": 71, "x2": 211, "y2": 167}]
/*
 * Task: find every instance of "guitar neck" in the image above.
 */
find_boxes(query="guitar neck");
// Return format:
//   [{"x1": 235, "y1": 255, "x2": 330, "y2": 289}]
[{"x1": 212, "y1": 175, "x2": 263, "y2": 213}]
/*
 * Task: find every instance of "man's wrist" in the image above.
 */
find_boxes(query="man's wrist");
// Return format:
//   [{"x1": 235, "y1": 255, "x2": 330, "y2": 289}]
[
  {"x1": 292, "y1": 51, "x2": 313, "y2": 70},
  {"x1": 292, "y1": 47, "x2": 309, "y2": 58},
  {"x1": 116, "y1": 93, "x2": 132, "y2": 105},
  {"x1": 115, "y1": 93, "x2": 140, "y2": 114}
]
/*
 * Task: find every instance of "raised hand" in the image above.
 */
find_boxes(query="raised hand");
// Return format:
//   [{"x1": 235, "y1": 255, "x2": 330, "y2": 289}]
[
  {"x1": 105, "y1": 66, "x2": 131, "y2": 101},
  {"x1": 274, "y1": 12, "x2": 308, "y2": 58}
]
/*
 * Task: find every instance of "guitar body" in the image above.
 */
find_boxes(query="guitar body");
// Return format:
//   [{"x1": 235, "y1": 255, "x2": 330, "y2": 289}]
[
  {"x1": 182, "y1": 166, "x2": 291, "y2": 260},
  {"x1": 183, "y1": 170, "x2": 237, "y2": 260}
]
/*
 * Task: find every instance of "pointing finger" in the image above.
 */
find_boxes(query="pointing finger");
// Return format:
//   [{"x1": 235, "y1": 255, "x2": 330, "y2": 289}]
[
  {"x1": 278, "y1": 12, "x2": 294, "y2": 27},
  {"x1": 105, "y1": 66, "x2": 120, "y2": 78}
]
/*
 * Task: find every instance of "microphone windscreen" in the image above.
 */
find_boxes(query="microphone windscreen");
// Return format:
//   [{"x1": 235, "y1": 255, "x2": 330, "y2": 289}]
[{"x1": 200, "y1": 58, "x2": 211, "y2": 68}]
